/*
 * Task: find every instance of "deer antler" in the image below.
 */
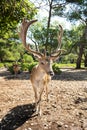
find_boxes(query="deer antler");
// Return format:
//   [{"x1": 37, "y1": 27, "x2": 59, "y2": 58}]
[
  {"x1": 51, "y1": 24, "x2": 64, "y2": 59},
  {"x1": 57, "y1": 25, "x2": 63, "y2": 49},
  {"x1": 19, "y1": 18, "x2": 43, "y2": 57}
]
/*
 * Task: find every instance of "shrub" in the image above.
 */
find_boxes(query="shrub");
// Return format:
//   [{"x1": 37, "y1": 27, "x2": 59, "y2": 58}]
[
  {"x1": 0, "y1": 63, "x2": 4, "y2": 68},
  {"x1": 21, "y1": 62, "x2": 61, "y2": 74},
  {"x1": 4, "y1": 62, "x2": 13, "y2": 68},
  {"x1": 6, "y1": 63, "x2": 14, "y2": 74},
  {"x1": 23, "y1": 54, "x2": 34, "y2": 63},
  {"x1": 52, "y1": 63, "x2": 61, "y2": 74},
  {"x1": 28, "y1": 62, "x2": 38, "y2": 72},
  {"x1": 21, "y1": 62, "x2": 38, "y2": 72},
  {"x1": 21, "y1": 63, "x2": 29, "y2": 71},
  {"x1": 8, "y1": 65, "x2": 14, "y2": 74}
]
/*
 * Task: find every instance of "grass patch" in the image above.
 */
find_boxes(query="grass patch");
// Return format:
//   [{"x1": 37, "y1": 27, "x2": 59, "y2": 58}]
[
  {"x1": 57, "y1": 63, "x2": 85, "y2": 68},
  {"x1": 58, "y1": 63, "x2": 76, "y2": 68}
]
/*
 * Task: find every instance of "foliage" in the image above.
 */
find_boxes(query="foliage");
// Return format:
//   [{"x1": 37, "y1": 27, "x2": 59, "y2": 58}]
[
  {"x1": 0, "y1": 0, "x2": 37, "y2": 33},
  {"x1": 0, "y1": 0, "x2": 87, "y2": 69},
  {"x1": 8, "y1": 61, "x2": 62, "y2": 75},
  {"x1": 21, "y1": 62, "x2": 38, "y2": 72},
  {"x1": 23, "y1": 54, "x2": 34, "y2": 63},
  {"x1": 28, "y1": 62, "x2": 38, "y2": 72},
  {"x1": 60, "y1": 53, "x2": 77, "y2": 64},
  {"x1": 8, "y1": 65, "x2": 15, "y2": 74},
  {"x1": 7, "y1": 62, "x2": 37, "y2": 73},
  {"x1": 58, "y1": 63, "x2": 76, "y2": 68},
  {"x1": 66, "y1": 0, "x2": 83, "y2": 3},
  {"x1": 0, "y1": 63, "x2": 4, "y2": 68},
  {"x1": 21, "y1": 63, "x2": 29, "y2": 71},
  {"x1": 52, "y1": 0, "x2": 87, "y2": 68},
  {"x1": 66, "y1": 1, "x2": 87, "y2": 23},
  {"x1": 29, "y1": 19, "x2": 61, "y2": 53},
  {"x1": 52, "y1": 63, "x2": 62, "y2": 74},
  {"x1": 0, "y1": 0, "x2": 37, "y2": 62},
  {"x1": 58, "y1": 63, "x2": 84, "y2": 68}
]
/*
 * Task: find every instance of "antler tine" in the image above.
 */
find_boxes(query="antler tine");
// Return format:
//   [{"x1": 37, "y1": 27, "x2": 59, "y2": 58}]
[
  {"x1": 57, "y1": 24, "x2": 63, "y2": 49},
  {"x1": 19, "y1": 18, "x2": 43, "y2": 57},
  {"x1": 50, "y1": 24, "x2": 63, "y2": 59}
]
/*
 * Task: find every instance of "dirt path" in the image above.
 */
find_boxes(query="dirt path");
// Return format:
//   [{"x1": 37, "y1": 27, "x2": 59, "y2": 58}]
[{"x1": 0, "y1": 68, "x2": 87, "y2": 130}]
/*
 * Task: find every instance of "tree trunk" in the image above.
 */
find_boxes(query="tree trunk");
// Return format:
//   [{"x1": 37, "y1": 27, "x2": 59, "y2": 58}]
[
  {"x1": 84, "y1": 23, "x2": 87, "y2": 67},
  {"x1": 76, "y1": 45, "x2": 83, "y2": 69},
  {"x1": 76, "y1": 22, "x2": 87, "y2": 69},
  {"x1": 84, "y1": 53, "x2": 87, "y2": 67}
]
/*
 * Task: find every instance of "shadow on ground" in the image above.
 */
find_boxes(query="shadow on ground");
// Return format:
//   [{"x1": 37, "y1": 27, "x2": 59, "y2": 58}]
[
  {"x1": 52, "y1": 68, "x2": 87, "y2": 81},
  {"x1": 0, "y1": 70, "x2": 30, "y2": 80},
  {"x1": 0, "y1": 103, "x2": 37, "y2": 130},
  {"x1": 0, "y1": 68, "x2": 87, "y2": 81},
  {"x1": 75, "y1": 97, "x2": 87, "y2": 104}
]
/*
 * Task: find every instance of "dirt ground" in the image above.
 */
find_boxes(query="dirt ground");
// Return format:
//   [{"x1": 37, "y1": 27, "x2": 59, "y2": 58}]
[{"x1": 0, "y1": 68, "x2": 87, "y2": 130}]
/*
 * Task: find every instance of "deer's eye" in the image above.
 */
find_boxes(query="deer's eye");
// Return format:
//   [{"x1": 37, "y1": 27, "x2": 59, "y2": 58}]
[{"x1": 41, "y1": 62, "x2": 45, "y2": 65}]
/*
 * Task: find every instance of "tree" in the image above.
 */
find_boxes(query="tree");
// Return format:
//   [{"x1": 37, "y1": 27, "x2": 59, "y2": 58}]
[
  {"x1": 53, "y1": 0, "x2": 87, "y2": 68},
  {"x1": 0, "y1": 0, "x2": 37, "y2": 62},
  {"x1": 0, "y1": 0, "x2": 37, "y2": 33},
  {"x1": 43, "y1": 0, "x2": 67, "y2": 51},
  {"x1": 28, "y1": 18, "x2": 62, "y2": 54},
  {"x1": 67, "y1": 0, "x2": 87, "y2": 68},
  {"x1": 29, "y1": 0, "x2": 68, "y2": 53}
]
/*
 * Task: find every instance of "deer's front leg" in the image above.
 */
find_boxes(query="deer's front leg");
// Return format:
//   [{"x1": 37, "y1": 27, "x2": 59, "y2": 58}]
[
  {"x1": 37, "y1": 84, "x2": 44, "y2": 116},
  {"x1": 46, "y1": 83, "x2": 49, "y2": 102},
  {"x1": 45, "y1": 77, "x2": 50, "y2": 102},
  {"x1": 32, "y1": 85, "x2": 38, "y2": 103},
  {"x1": 38, "y1": 85, "x2": 44, "y2": 103}
]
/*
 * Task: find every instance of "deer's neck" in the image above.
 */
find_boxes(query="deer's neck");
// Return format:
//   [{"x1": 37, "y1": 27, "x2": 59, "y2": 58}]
[
  {"x1": 30, "y1": 64, "x2": 50, "y2": 83},
  {"x1": 37, "y1": 64, "x2": 46, "y2": 75}
]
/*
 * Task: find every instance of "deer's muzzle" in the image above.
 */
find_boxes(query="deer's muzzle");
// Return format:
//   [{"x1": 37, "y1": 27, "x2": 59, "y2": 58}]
[{"x1": 48, "y1": 71, "x2": 54, "y2": 76}]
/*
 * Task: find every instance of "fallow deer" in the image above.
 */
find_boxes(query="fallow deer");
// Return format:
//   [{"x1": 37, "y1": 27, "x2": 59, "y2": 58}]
[
  {"x1": 13, "y1": 61, "x2": 20, "y2": 76},
  {"x1": 19, "y1": 18, "x2": 63, "y2": 115}
]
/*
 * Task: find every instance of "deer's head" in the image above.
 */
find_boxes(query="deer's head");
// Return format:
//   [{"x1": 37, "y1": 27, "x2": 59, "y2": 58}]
[{"x1": 19, "y1": 19, "x2": 63, "y2": 76}]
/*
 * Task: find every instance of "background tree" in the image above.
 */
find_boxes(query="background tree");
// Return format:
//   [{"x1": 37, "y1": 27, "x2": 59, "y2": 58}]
[
  {"x1": 0, "y1": 0, "x2": 37, "y2": 62},
  {"x1": 28, "y1": 17, "x2": 63, "y2": 55},
  {"x1": 29, "y1": 0, "x2": 68, "y2": 54},
  {"x1": 53, "y1": 0, "x2": 87, "y2": 68}
]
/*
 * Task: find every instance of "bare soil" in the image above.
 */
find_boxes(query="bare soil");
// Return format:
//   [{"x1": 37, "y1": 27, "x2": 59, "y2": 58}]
[{"x1": 0, "y1": 68, "x2": 87, "y2": 130}]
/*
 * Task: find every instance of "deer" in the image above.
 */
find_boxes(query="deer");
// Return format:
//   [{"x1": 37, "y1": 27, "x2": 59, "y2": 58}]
[
  {"x1": 19, "y1": 18, "x2": 63, "y2": 115},
  {"x1": 13, "y1": 61, "x2": 20, "y2": 76}
]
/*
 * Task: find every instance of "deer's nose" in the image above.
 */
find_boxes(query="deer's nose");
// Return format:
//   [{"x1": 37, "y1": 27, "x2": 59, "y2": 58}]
[{"x1": 48, "y1": 71, "x2": 54, "y2": 76}]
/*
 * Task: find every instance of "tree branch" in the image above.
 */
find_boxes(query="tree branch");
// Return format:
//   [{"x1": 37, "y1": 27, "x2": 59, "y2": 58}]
[{"x1": 52, "y1": 2, "x2": 68, "y2": 9}]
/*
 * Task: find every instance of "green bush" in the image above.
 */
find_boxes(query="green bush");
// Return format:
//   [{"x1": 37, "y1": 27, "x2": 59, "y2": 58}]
[
  {"x1": 60, "y1": 53, "x2": 77, "y2": 64},
  {"x1": 52, "y1": 63, "x2": 61, "y2": 74},
  {"x1": 6, "y1": 63, "x2": 14, "y2": 74},
  {"x1": 4, "y1": 62, "x2": 13, "y2": 68},
  {"x1": 6, "y1": 61, "x2": 61, "y2": 75},
  {"x1": 28, "y1": 62, "x2": 38, "y2": 72},
  {"x1": 21, "y1": 62, "x2": 61, "y2": 74},
  {"x1": 8, "y1": 65, "x2": 14, "y2": 74},
  {"x1": 23, "y1": 54, "x2": 34, "y2": 63},
  {"x1": 21, "y1": 62, "x2": 38, "y2": 72},
  {"x1": 0, "y1": 63, "x2": 4, "y2": 68},
  {"x1": 21, "y1": 63, "x2": 29, "y2": 71}
]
